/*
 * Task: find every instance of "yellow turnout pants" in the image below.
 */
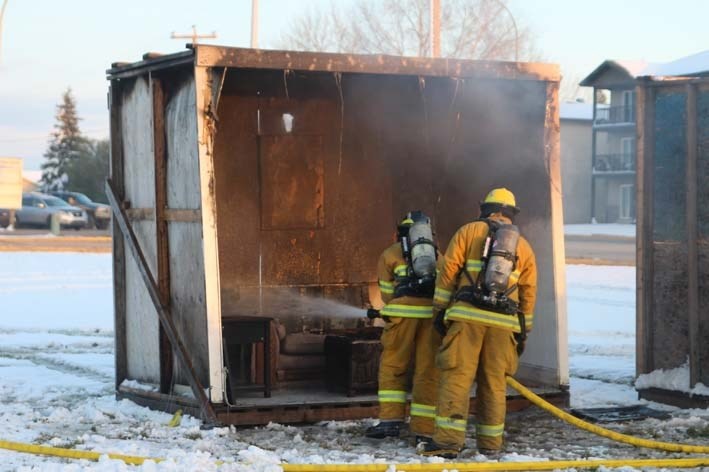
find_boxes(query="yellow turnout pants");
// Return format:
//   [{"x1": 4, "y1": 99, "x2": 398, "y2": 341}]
[
  {"x1": 432, "y1": 321, "x2": 518, "y2": 450},
  {"x1": 378, "y1": 317, "x2": 441, "y2": 436}
]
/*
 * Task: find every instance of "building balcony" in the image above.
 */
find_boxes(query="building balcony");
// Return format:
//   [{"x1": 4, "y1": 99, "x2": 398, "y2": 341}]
[
  {"x1": 594, "y1": 105, "x2": 635, "y2": 125},
  {"x1": 593, "y1": 153, "x2": 636, "y2": 174}
]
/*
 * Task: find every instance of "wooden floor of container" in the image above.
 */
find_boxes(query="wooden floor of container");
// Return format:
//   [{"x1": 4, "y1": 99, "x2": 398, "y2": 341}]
[
  {"x1": 118, "y1": 382, "x2": 569, "y2": 426},
  {"x1": 226, "y1": 381, "x2": 564, "y2": 408}
]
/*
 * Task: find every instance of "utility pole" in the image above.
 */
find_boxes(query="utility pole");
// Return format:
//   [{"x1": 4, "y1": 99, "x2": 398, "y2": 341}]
[
  {"x1": 0, "y1": 0, "x2": 9, "y2": 65},
  {"x1": 170, "y1": 25, "x2": 217, "y2": 45},
  {"x1": 430, "y1": 0, "x2": 440, "y2": 58},
  {"x1": 251, "y1": 0, "x2": 259, "y2": 49}
]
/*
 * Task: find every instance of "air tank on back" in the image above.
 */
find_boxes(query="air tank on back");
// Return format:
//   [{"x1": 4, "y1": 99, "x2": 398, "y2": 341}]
[
  {"x1": 484, "y1": 224, "x2": 520, "y2": 294},
  {"x1": 408, "y1": 218, "x2": 437, "y2": 278}
]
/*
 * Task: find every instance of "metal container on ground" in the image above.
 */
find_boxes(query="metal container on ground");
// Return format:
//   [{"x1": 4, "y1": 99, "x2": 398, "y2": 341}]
[
  {"x1": 636, "y1": 75, "x2": 709, "y2": 408},
  {"x1": 106, "y1": 44, "x2": 568, "y2": 426}
]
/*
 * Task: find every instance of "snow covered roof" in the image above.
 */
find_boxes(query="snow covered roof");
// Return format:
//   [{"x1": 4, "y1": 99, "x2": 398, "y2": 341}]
[
  {"x1": 648, "y1": 50, "x2": 709, "y2": 77},
  {"x1": 560, "y1": 102, "x2": 593, "y2": 121},
  {"x1": 581, "y1": 50, "x2": 709, "y2": 87}
]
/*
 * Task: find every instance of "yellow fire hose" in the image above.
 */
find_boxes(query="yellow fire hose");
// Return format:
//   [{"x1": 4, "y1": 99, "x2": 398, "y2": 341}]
[
  {"x1": 0, "y1": 438, "x2": 152, "y2": 465},
  {"x1": 505, "y1": 376, "x2": 709, "y2": 454},
  {"x1": 3, "y1": 377, "x2": 709, "y2": 470}
]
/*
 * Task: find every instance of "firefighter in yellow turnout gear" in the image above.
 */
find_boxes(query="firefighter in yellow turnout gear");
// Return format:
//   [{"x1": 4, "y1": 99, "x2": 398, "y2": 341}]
[
  {"x1": 365, "y1": 211, "x2": 442, "y2": 442},
  {"x1": 420, "y1": 188, "x2": 537, "y2": 458}
]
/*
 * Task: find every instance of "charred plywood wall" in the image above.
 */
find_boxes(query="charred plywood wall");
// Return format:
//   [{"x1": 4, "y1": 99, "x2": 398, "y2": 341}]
[
  {"x1": 121, "y1": 76, "x2": 160, "y2": 383},
  {"x1": 651, "y1": 91, "x2": 688, "y2": 370},
  {"x1": 698, "y1": 91, "x2": 709, "y2": 384},
  {"x1": 639, "y1": 81, "x2": 709, "y2": 388},
  {"x1": 164, "y1": 73, "x2": 209, "y2": 385},
  {"x1": 212, "y1": 69, "x2": 561, "y2": 382}
]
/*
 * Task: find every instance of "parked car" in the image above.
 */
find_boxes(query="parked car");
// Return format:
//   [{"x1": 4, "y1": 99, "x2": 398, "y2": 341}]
[
  {"x1": 50, "y1": 191, "x2": 111, "y2": 230},
  {"x1": 15, "y1": 192, "x2": 88, "y2": 230},
  {"x1": 0, "y1": 209, "x2": 10, "y2": 228}
]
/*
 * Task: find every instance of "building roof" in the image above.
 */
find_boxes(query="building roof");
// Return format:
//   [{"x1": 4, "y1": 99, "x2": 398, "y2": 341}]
[
  {"x1": 581, "y1": 50, "x2": 709, "y2": 87},
  {"x1": 648, "y1": 50, "x2": 709, "y2": 77},
  {"x1": 560, "y1": 101, "x2": 593, "y2": 121},
  {"x1": 580, "y1": 60, "x2": 658, "y2": 86}
]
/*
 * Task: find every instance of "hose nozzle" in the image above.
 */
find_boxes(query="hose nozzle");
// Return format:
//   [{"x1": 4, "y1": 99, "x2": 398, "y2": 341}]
[{"x1": 366, "y1": 308, "x2": 381, "y2": 319}]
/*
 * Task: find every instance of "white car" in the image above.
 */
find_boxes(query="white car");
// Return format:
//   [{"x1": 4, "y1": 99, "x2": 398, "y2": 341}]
[{"x1": 15, "y1": 192, "x2": 88, "y2": 229}]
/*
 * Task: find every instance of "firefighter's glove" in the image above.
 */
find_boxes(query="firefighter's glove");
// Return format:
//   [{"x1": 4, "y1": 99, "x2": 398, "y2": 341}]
[
  {"x1": 513, "y1": 332, "x2": 526, "y2": 356},
  {"x1": 433, "y1": 309, "x2": 448, "y2": 337}
]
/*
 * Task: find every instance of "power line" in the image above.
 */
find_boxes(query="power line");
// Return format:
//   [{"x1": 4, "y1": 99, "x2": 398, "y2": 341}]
[
  {"x1": 430, "y1": 0, "x2": 440, "y2": 58},
  {"x1": 170, "y1": 25, "x2": 217, "y2": 44},
  {"x1": 0, "y1": 0, "x2": 9, "y2": 65},
  {"x1": 251, "y1": 0, "x2": 259, "y2": 48}
]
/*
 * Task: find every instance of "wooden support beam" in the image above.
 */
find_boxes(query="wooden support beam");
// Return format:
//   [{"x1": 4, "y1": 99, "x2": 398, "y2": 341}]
[
  {"x1": 106, "y1": 179, "x2": 218, "y2": 424},
  {"x1": 151, "y1": 75, "x2": 174, "y2": 395},
  {"x1": 193, "y1": 44, "x2": 560, "y2": 82},
  {"x1": 109, "y1": 81, "x2": 128, "y2": 391},
  {"x1": 636, "y1": 79, "x2": 655, "y2": 375},
  {"x1": 686, "y1": 84, "x2": 699, "y2": 387}
]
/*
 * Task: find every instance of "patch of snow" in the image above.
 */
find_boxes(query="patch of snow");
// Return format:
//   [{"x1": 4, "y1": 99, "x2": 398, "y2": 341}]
[
  {"x1": 635, "y1": 361, "x2": 709, "y2": 396},
  {"x1": 570, "y1": 378, "x2": 639, "y2": 408},
  {"x1": 1, "y1": 254, "x2": 708, "y2": 470},
  {"x1": 0, "y1": 252, "x2": 113, "y2": 331},
  {"x1": 564, "y1": 224, "x2": 636, "y2": 238},
  {"x1": 120, "y1": 379, "x2": 158, "y2": 394},
  {"x1": 560, "y1": 102, "x2": 593, "y2": 121}
]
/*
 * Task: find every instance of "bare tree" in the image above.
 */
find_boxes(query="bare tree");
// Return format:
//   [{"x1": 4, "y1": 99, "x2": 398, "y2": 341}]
[{"x1": 280, "y1": 0, "x2": 540, "y2": 62}]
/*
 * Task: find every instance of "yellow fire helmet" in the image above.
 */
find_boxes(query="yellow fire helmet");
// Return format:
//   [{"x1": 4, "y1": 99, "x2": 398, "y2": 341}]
[
  {"x1": 481, "y1": 188, "x2": 520, "y2": 216},
  {"x1": 397, "y1": 210, "x2": 427, "y2": 239}
]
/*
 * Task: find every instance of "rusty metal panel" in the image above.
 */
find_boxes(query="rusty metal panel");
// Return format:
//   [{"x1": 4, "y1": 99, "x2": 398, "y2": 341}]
[
  {"x1": 211, "y1": 67, "x2": 559, "y2": 385},
  {"x1": 260, "y1": 135, "x2": 325, "y2": 230}
]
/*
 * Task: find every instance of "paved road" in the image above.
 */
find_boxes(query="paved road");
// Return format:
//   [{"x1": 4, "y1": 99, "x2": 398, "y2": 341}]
[
  {"x1": 0, "y1": 228, "x2": 111, "y2": 253},
  {"x1": 0, "y1": 228, "x2": 636, "y2": 264},
  {"x1": 564, "y1": 235, "x2": 635, "y2": 265}
]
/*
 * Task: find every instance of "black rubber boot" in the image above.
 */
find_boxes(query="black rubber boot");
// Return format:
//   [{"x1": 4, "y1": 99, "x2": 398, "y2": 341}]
[
  {"x1": 418, "y1": 440, "x2": 460, "y2": 459},
  {"x1": 478, "y1": 448, "x2": 502, "y2": 459},
  {"x1": 364, "y1": 421, "x2": 402, "y2": 439}
]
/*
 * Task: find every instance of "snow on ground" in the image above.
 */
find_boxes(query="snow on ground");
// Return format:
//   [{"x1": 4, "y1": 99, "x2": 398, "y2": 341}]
[
  {"x1": 2, "y1": 253, "x2": 709, "y2": 471},
  {"x1": 636, "y1": 362, "x2": 709, "y2": 397},
  {"x1": 564, "y1": 224, "x2": 636, "y2": 238}
]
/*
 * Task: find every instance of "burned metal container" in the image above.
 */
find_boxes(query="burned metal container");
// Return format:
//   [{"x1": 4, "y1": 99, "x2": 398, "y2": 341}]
[
  {"x1": 636, "y1": 76, "x2": 709, "y2": 408},
  {"x1": 325, "y1": 328, "x2": 383, "y2": 396},
  {"x1": 106, "y1": 45, "x2": 568, "y2": 425}
]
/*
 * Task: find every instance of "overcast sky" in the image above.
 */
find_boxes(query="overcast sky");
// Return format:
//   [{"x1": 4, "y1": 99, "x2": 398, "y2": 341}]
[{"x1": 1, "y1": 0, "x2": 707, "y2": 170}]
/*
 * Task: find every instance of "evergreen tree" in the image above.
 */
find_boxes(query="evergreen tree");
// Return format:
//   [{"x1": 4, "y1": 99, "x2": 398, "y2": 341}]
[
  {"x1": 65, "y1": 139, "x2": 110, "y2": 203},
  {"x1": 40, "y1": 88, "x2": 90, "y2": 191}
]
